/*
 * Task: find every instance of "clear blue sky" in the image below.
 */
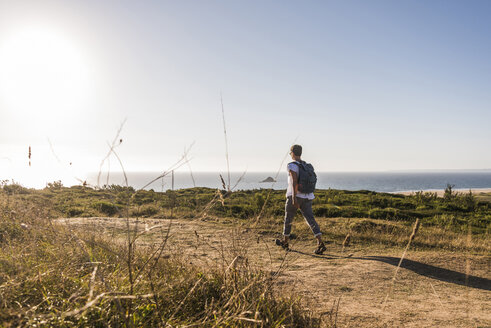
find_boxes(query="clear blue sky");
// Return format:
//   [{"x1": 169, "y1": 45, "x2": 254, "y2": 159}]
[{"x1": 0, "y1": 0, "x2": 490, "y2": 186}]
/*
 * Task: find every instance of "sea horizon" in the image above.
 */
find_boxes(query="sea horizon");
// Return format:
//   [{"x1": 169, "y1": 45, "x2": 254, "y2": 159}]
[{"x1": 82, "y1": 170, "x2": 491, "y2": 193}]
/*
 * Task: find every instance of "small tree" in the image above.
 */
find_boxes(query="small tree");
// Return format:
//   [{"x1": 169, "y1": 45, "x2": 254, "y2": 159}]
[
  {"x1": 46, "y1": 180, "x2": 63, "y2": 190},
  {"x1": 443, "y1": 184, "x2": 455, "y2": 202},
  {"x1": 462, "y1": 190, "x2": 477, "y2": 212}
]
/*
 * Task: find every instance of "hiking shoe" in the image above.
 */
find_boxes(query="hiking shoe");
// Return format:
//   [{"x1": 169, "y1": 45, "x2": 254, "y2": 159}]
[
  {"x1": 314, "y1": 243, "x2": 327, "y2": 255},
  {"x1": 275, "y1": 239, "x2": 289, "y2": 250}
]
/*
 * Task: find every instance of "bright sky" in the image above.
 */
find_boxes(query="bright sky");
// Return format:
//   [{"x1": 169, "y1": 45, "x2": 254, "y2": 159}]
[{"x1": 1, "y1": 0, "x2": 490, "y2": 187}]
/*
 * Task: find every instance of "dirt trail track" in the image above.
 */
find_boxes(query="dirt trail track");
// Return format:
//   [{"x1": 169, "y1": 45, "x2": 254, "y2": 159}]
[{"x1": 61, "y1": 217, "x2": 491, "y2": 327}]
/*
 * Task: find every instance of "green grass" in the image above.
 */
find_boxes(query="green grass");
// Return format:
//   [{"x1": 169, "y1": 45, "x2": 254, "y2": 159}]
[{"x1": 4, "y1": 182, "x2": 489, "y2": 233}]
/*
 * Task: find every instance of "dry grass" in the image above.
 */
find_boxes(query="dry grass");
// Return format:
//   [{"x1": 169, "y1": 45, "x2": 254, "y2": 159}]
[
  {"x1": 0, "y1": 188, "x2": 324, "y2": 327},
  {"x1": 2, "y1": 188, "x2": 490, "y2": 327},
  {"x1": 249, "y1": 214, "x2": 490, "y2": 255}
]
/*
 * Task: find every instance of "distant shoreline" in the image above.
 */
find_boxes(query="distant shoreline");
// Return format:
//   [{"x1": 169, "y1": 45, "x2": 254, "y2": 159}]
[
  {"x1": 6, "y1": 171, "x2": 491, "y2": 192},
  {"x1": 393, "y1": 188, "x2": 491, "y2": 196}
]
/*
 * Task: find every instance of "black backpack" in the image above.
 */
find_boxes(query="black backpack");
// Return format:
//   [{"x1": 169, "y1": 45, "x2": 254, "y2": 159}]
[{"x1": 290, "y1": 161, "x2": 317, "y2": 193}]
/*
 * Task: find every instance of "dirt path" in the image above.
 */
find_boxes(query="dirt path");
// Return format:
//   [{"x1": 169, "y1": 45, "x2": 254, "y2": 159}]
[{"x1": 59, "y1": 217, "x2": 491, "y2": 327}]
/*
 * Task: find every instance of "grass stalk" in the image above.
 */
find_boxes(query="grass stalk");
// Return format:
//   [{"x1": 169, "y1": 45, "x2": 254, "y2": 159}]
[
  {"x1": 220, "y1": 93, "x2": 231, "y2": 192},
  {"x1": 382, "y1": 218, "x2": 420, "y2": 308}
]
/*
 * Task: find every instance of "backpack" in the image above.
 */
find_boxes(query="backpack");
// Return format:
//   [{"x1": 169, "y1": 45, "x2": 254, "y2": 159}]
[{"x1": 290, "y1": 161, "x2": 317, "y2": 194}]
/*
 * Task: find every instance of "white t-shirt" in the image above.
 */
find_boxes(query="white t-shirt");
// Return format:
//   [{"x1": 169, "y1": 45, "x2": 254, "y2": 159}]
[{"x1": 286, "y1": 161, "x2": 315, "y2": 200}]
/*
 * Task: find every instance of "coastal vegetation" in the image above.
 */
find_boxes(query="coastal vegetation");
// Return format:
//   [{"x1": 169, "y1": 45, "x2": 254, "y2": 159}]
[
  {"x1": 5, "y1": 182, "x2": 489, "y2": 236},
  {"x1": 1, "y1": 181, "x2": 489, "y2": 326}
]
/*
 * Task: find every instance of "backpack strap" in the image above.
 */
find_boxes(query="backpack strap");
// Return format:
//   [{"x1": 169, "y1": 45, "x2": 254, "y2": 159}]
[
  {"x1": 289, "y1": 161, "x2": 305, "y2": 184},
  {"x1": 289, "y1": 161, "x2": 306, "y2": 170}
]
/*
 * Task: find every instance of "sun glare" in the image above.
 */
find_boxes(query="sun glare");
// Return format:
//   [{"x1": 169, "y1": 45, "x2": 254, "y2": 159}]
[{"x1": 0, "y1": 26, "x2": 92, "y2": 122}]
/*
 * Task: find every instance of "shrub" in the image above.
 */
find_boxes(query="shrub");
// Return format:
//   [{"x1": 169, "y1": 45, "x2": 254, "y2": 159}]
[
  {"x1": 273, "y1": 207, "x2": 284, "y2": 216},
  {"x1": 254, "y1": 193, "x2": 265, "y2": 212},
  {"x1": 0, "y1": 221, "x2": 25, "y2": 244},
  {"x1": 226, "y1": 204, "x2": 255, "y2": 219},
  {"x1": 2, "y1": 183, "x2": 29, "y2": 195},
  {"x1": 132, "y1": 189, "x2": 156, "y2": 205},
  {"x1": 469, "y1": 215, "x2": 491, "y2": 233},
  {"x1": 369, "y1": 208, "x2": 399, "y2": 220},
  {"x1": 338, "y1": 206, "x2": 367, "y2": 218},
  {"x1": 423, "y1": 214, "x2": 466, "y2": 231},
  {"x1": 46, "y1": 180, "x2": 63, "y2": 190},
  {"x1": 443, "y1": 184, "x2": 455, "y2": 201},
  {"x1": 350, "y1": 219, "x2": 403, "y2": 234},
  {"x1": 131, "y1": 204, "x2": 160, "y2": 217},
  {"x1": 92, "y1": 201, "x2": 119, "y2": 216},
  {"x1": 313, "y1": 205, "x2": 343, "y2": 217},
  {"x1": 367, "y1": 195, "x2": 391, "y2": 208},
  {"x1": 66, "y1": 207, "x2": 84, "y2": 217}
]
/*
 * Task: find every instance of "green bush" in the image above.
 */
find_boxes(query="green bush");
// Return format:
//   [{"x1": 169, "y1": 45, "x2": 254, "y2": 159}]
[
  {"x1": 46, "y1": 180, "x2": 63, "y2": 190},
  {"x1": 423, "y1": 214, "x2": 466, "y2": 230},
  {"x1": 344, "y1": 206, "x2": 367, "y2": 218},
  {"x1": 313, "y1": 205, "x2": 343, "y2": 217},
  {"x1": 370, "y1": 208, "x2": 424, "y2": 220},
  {"x1": 350, "y1": 219, "x2": 403, "y2": 234},
  {"x1": 131, "y1": 204, "x2": 160, "y2": 217},
  {"x1": 254, "y1": 193, "x2": 265, "y2": 212},
  {"x1": 132, "y1": 189, "x2": 156, "y2": 205},
  {"x1": 369, "y1": 208, "x2": 399, "y2": 220},
  {"x1": 66, "y1": 207, "x2": 84, "y2": 217},
  {"x1": 469, "y1": 215, "x2": 491, "y2": 233},
  {"x1": 2, "y1": 183, "x2": 29, "y2": 195},
  {"x1": 92, "y1": 201, "x2": 119, "y2": 216},
  {"x1": 0, "y1": 221, "x2": 25, "y2": 244},
  {"x1": 225, "y1": 204, "x2": 255, "y2": 219},
  {"x1": 367, "y1": 195, "x2": 392, "y2": 208}
]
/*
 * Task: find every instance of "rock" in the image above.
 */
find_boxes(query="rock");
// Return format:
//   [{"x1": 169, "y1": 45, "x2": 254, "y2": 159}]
[{"x1": 260, "y1": 176, "x2": 276, "y2": 183}]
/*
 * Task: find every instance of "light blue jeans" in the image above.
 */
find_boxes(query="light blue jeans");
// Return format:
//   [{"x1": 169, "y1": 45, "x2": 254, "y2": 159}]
[{"x1": 283, "y1": 196, "x2": 321, "y2": 237}]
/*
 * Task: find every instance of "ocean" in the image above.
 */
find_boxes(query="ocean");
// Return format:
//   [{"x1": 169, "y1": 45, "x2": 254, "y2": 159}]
[{"x1": 86, "y1": 171, "x2": 491, "y2": 193}]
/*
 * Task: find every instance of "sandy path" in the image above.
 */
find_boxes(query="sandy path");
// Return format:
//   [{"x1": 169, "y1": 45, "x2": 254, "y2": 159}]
[{"x1": 60, "y1": 217, "x2": 491, "y2": 327}]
